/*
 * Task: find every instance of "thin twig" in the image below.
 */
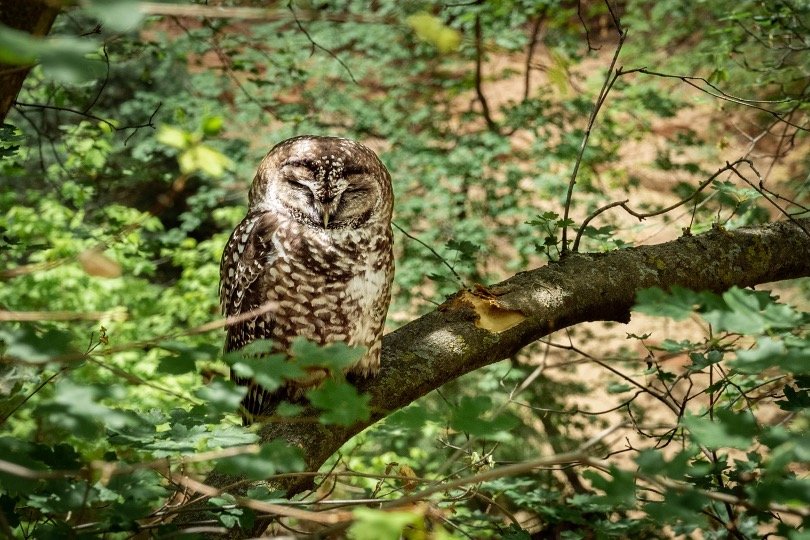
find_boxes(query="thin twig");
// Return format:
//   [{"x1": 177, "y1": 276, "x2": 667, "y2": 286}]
[
  {"x1": 728, "y1": 162, "x2": 810, "y2": 238},
  {"x1": 288, "y1": 1, "x2": 357, "y2": 84},
  {"x1": 523, "y1": 13, "x2": 546, "y2": 101},
  {"x1": 172, "y1": 474, "x2": 352, "y2": 524},
  {"x1": 630, "y1": 68, "x2": 809, "y2": 133},
  {"x1": 560, "y1": 30, "x2": 627, "y2": 255},
  {"x1": 571, "y1": 159, "x2": 750, "y2": 251},
  {"x1": 474, "y1": 14, "x2": 498, "y2": 132},
  {"x1": 576, "y1": 0, "x2": 599, "y2": 52},
  {"x1": 392, "y1": 222, "x2": 466, "y2": 288},
  {"x1": 14, "y1": 101, "x2": 161, "y2": 138}
]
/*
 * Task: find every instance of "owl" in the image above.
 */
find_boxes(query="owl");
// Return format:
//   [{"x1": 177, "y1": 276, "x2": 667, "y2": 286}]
[{"x1": 219, "y1": 136, "x2": 394, "y2": 423}]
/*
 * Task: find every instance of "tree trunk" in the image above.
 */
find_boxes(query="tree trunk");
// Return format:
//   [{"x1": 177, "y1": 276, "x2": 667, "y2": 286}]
[{"x1": 0, "y1": 0, "x2": 59, "y2": 122}]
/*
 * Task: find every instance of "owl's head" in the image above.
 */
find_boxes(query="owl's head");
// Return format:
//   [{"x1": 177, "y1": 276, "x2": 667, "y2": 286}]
[{"x1": 249, "y1": 136, "x2": 393, "y2": 229}]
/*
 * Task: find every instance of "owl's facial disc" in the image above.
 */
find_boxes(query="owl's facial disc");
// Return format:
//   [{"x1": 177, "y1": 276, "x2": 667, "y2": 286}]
[{"x1": 279, "y1": 157, "x2": 377, "y2": 229}]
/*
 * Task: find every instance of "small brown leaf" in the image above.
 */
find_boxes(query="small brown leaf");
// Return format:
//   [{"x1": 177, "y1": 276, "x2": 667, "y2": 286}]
[
  {"x1": 398, "y1": 464, "x2": 419, "y2": 492},
  {"x1": 78, "y1": 249, "x2": 122, "y2": 278}
]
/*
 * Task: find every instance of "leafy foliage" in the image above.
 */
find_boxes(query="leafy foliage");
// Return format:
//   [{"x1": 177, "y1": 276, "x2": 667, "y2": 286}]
[{"x1": 0, "y1": 0, "x2": 808, "y2": 537}]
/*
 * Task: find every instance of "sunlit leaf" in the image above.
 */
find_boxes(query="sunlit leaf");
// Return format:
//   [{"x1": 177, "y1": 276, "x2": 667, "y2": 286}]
[
  {"x1": 348, "y1": 507, "x2": 421, "y2": 540},
  {"x1": 406, "y1": 13, "x2": 461, "y2": 53},
  {"x1": 732, "y1": 337, "x2": 810, "y2": 375},
  {"x1": 78, "y1": 248, "x2": 122, "y2": 278},
  {"x1": 156, "y1": 125, "x2": 190, "y2": 149}
]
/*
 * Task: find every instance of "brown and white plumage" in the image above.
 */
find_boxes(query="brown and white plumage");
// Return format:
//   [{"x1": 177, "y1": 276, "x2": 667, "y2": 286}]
[{"x1": 219, "y1": 136, "x2": 394, "y2": 422}]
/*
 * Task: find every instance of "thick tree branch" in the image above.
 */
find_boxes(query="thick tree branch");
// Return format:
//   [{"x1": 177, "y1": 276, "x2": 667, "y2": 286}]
[{"x1": 202, "y1": 217, "x2": 810, "y2": 499}]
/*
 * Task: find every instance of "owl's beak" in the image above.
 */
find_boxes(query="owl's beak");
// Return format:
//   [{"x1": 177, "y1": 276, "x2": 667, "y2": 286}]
[{"x1": 322, "y1": 209, "x2": 330, "y2": 228}]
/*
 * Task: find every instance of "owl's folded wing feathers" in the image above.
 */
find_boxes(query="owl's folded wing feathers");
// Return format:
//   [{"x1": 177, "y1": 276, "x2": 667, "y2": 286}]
[{"x1": 219, "y1": 211, "x2": 278, "y2": 352}]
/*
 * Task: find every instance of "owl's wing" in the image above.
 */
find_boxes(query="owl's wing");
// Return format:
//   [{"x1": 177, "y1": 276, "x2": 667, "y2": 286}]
[{"x1": 219, "y1": 211, "x2": 278, "y2": 352}]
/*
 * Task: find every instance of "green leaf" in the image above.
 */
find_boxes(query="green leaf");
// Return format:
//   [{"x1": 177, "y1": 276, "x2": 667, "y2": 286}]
[
  {"x1": 449, "y1": 396, "x2": 520, "y2": 441},
  {"x1": 583, "y1": 467, "x2": 636, "y2": 507},
  {"x1": 226, "y1": 342, "x2": 302, "y2": 388},
  {"x1": 307, "y1": 379, "x2": 370, "y2": 426},
  {"x1": 0, "y1": 24, "x2": 103, "y2": 82},
  {"x1": 703, "y1": 287, "x2": 802, "y2": 334},
  {"x1": 682, "y1": 409, "x2": 758, "y2": 450},
  {"x1": 732, "y1": 338, "x2": 810, "y2": 375},
  {"x1": 634, "y1": 286, "x2": 703, "y2": 320},
  {"x1": 194, "y1": 379, "x2": 246, "y2": 415},
  {"x1": 215, "y1": 439, "x2": 304, "y2": 480},
  {"x1": 446, "y1": 238, "x2": 479, "y2": 261},
  {"x1": 156, "y1": 125, "x2": 191, "y2": 149},
  {"x1": 290, "y1": 337, "x2": 365, "y2": 373},
  {"x1": 157, "y1": 354, "x2": 196, "y2": 374},
  {"x1": 348, "y1": 507, "x2": 421, "y2": 540},
  {"x1": 644, "y1": 490, "x2": 709, "y2": 526},
  {"x1": 688, "y1": 350, "x2": 723, "y2": 372},
  {"x1": 180, "y1": 144, "x2": 232, "y2": 177},
  {"x1": 776, "y1": 383, "x2": 810, "y2": 412},
  {"x1": 83, "y1": 0, "x2": 144, "y2": 32},
  {"x1": 386, "y1": 404, "x2": 431, "y2": 429},
  {"x1": 406, "y1": 13, "x2": 461, "y2": 54},
  {"x1": 0, "y1": 438, "x2": 49, "y2": 496},
  {"x1": 202, "y1": 115, "x2": 224, "y2": 135},
  {"x1": 157, "y1": 341, "x2": 218, "y2": 374},
  {"x1": 106, "y1": 469, "x2": 168, "y2": 522},
  {"x1": 35, "y1": 380, "x2": 142, "y2": 438},
  {"x1": 607, "y1": 382, "x2": 633, "y2": 394},
  {"x1": 0, "y1": 326, "x2": 75, "y2": 363},
  {"x1": 636, "y1": 448, "x2": 693, "y2": 478},
  {"x1": 229, "y1": 352, "x2": 301, "y2": 392}
]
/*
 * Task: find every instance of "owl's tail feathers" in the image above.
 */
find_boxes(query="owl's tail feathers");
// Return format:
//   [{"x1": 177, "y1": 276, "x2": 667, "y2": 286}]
[{"x1": 239, "y1": 382, "x2": 282, "y2": 426}]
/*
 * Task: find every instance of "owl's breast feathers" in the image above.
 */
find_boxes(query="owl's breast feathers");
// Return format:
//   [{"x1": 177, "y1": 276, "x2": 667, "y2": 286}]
[{"x1": 220, "y1": 210, "x2": 393, "y2": 372}]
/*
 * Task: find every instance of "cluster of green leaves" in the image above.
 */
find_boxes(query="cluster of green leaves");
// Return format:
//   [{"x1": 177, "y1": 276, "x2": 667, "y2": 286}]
[
  {"x1": 605, "y1": 286, "x2": 810, "y2": 538},
  {"x1": 1, "y1": 0, "x2": 808, "y2": 538}
]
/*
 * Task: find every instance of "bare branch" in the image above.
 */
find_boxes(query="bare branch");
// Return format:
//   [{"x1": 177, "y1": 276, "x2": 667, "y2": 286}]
[
  {"x1": 138, "y1": 2, "x2": 386, "y2": 23},
  {"x1": 560, "y1": 30, "x2": 626, "y2": 255},
  {"x1": 474, "y1": 14, "x2": 498, "y2": 133},
  {"x1": 629, "y1": 68, "x2": 810, "y2": 133},
  {"x1": 572, "y1": 159, "x2": 750, "y2": 252},
  {"x1": 0, "y1": 309, "x2": 126, "y2": 322}
]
